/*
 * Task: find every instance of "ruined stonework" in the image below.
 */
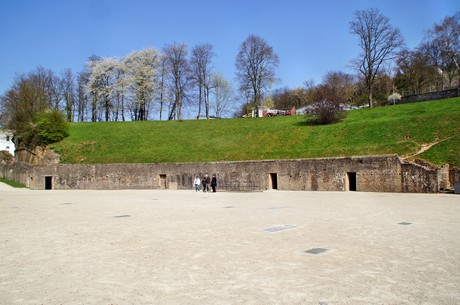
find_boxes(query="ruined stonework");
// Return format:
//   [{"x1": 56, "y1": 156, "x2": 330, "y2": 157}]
[{"x1": 0, "y1": 154, "x2": 449, "y2": 193}]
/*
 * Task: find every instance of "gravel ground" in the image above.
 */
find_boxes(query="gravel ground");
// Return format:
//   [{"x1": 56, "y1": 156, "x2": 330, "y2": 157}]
[{"x1": 1, "y1": 184, "x2": 459, "y2": 304}]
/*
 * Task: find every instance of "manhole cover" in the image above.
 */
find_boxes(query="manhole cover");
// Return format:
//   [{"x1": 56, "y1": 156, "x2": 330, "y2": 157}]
[
  {"x1": 61, "y1": 202, "x2": 72, "y2": 205},
  {"x1": 114, "y1": 215, "x2": 131, "y2": 218},
  {"x1": 263, "y1": 224, "x2": 296, "y2": 233},
  {"x1": 305, "y1": 248, "x2": 328, "y2": 255},
  {"x1": 398, "y1": 222, "x2": 412, "y2": 225},
  {"x1": 224, "y1": 206, "x2": 235, "y2": 208}
]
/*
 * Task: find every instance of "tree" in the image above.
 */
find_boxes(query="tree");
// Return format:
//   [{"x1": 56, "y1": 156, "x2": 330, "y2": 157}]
[
  {"x1": 0, "y1": 68, "x2": 59, "y2": 146},
  {"x1": 61, "y1": 68, "x2": 76, "y2": 122},
  {"x1": 396, "y1": 48, "x2": 437, "y2": 95},
  {"x1": 190, "y1": 43, "x2": 214, "y2": 119},
  {"x1": 425, "y1": 12, "x2": 460, "y2": 87},
  {"x1": 86, "y1": 57, "x2": 118, "y2": 122},
  {"x1": 387, "y1": 92, "x2": 401, "y2": 105},
  {"x1": 112, "y1": 59, "x2": 128, "y2": 121},
  {"x1": 235, "y1": 35, "x2": 279, "y2": 108},
  {"x1": 418, "y1": 41, "x2": 446, "y2": 90},
  {"x1": 349, "y1": 8, "x2": 404, "y2": 107},
  {"x1": 0, "y1": 68, "x2": 69, "y2": 148},
  {"x1": 163, "y1": 42, "x2": 189, "y2": 120},
  {"x1": 0, "y1": 74, "x2": 38, "y2": 144},
  {"x1": 271, "y1": 87, "x2": 308, "y2": 110},
  {"x1": 158, "y1": 57, "x2": 167, "y2": 120},
  {"x1": 123, "y1": 48, "x2": 161, "y2": 121},
  {"x1": 302, "y1": 71, "x2": 357, "y2": 124},
  {"x1": 210, "y1": 73, "x2": 234, "y2": 118},
  {"x1": 322, "y1": 71, "x2": 358, "y2": 103},
  {"x1": 76, "y1": 71, "x2": 90, "y2": 122}
]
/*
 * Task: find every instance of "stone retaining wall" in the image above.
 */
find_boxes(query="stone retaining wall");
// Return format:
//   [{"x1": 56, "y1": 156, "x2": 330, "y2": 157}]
[
  {"x1": 401, "y1": 88, "x2": 458, "y2": 104},
  {"x1": 0, "y1": 155, "x2": 445, "y2": 193}
]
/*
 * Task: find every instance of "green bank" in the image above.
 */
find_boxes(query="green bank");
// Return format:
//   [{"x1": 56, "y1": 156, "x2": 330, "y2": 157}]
[{"x1": 51, "y1": 97, "x2": 460, "y2": 166}]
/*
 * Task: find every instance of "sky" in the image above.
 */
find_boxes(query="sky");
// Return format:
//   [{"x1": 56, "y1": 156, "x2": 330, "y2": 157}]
[{"x1": 0, "y1": 0, "x2": 458, "y2": 106}]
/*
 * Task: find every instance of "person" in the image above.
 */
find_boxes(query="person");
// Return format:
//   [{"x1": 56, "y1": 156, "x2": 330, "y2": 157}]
[
  {"x1": 211, "y1": 175, "x2": 217, "y2": 192},
  {"x1": 205, "y1": 174, "x2": 211, "y2": 192},
  {"x1": 193, "y1": 176, "x2": 201, "y2": 192},
  {"x1": 202, "y1": 175, "x2": 207, "y2": 192}
]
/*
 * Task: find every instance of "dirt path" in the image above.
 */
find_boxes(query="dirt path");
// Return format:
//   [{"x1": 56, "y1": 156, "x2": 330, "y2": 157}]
[{"x1": 404, "y1": 137, "x2": 451, "y2": 160}]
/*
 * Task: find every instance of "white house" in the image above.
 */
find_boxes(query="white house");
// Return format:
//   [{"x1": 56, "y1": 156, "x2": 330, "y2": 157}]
[{"x1": 0, "y1": 130, "x2": 15, "y2": 155}]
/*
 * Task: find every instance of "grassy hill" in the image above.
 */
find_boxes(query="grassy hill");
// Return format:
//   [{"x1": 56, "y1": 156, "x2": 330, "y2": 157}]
[{"x1": 51, "y1": 97, "x2": 460, "y2": 166}]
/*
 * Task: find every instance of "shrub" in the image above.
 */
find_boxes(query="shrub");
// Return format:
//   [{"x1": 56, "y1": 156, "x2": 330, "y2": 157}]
[
  {"x1": 305, "y1": 100, "x2": 346, "y2": 124},
  {"x1": 0, "y1": 150, "x2": 14, "y2": 164},
  {"x1": 23, "y1": 110, "x2": 69, "y2": 147}
]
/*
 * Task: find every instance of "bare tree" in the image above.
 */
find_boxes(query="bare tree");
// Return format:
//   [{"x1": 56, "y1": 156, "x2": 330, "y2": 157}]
[
  {"x1": 235, "y1": 35, "x2": 279, "y2": 110},
  {"x1": 190, "y1": 43, "x2": 215, "y2": 119},
  {"x1": 425, "y1": 12, "x2": 460, "y2": 87},
  {"x1": 76, "y1": 71, "x2": 90, "y2": 122},
  {"x1": 61, "y1": 68, "x2": 76, "y2": 122},
  {"x1": 395, "y1": 48, "x2": 437, "y2": 95},
  {"x1": 210, "y1": 73, "x2": 234, "y2": 118},
  {"x1": 163, "y1": 42, "x2": 189, "y2": 120},
  {"x1": 271, "y1": 87, "x2": 308, "y2": 110},
  {"x1": 322, "y1": 71, "x2": 358, "y2": 103},
  {"x1": 349, "y1": 8, "x2": 404, "y2": 107},
  {"x1": 158, "y1": 57, "x2": 166, "y2": 120}
]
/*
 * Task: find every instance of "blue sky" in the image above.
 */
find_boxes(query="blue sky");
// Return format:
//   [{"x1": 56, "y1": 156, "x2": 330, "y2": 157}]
[{"x1": 0, "y1": 0, "x2": 458, "y2": 98}]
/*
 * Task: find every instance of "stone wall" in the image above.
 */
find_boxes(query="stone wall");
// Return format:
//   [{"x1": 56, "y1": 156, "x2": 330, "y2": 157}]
[
  {"x1": 450, "y1": 167, "x2": 460, "y2": 186},
  {"x1": 0, "y1": 155, "x2": 446, "y2": 193},
  {"x1": 401, "y1": 88, "x2": 458, "y2": 104},
  {"x1": 401, "y1": 163, "x2": 439, "y2": 193},
  {"x1": 0, "y1": 162, "x2": 34, "y2": 188}
]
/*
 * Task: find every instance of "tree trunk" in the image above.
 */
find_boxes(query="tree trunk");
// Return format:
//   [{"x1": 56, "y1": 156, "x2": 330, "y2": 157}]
[{"x1": 197, "y1": 85, "x2": 202, "y2": 119}]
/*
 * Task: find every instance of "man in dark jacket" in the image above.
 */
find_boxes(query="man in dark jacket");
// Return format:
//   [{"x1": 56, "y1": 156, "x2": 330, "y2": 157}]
[
  {"x1": 211, "y1": 175, "x2": 217, "y2": 192},
  {"x1": 202, "y1": 175, "x2": 207, "y2": 192}
]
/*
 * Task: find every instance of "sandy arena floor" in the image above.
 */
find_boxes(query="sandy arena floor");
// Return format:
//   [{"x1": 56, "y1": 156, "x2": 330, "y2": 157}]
[{"x1": 0, "y1": 183, "x2": 459, "y2": 305}]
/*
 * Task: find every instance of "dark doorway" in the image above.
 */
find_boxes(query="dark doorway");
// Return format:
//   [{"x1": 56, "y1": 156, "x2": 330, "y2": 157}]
[
  {"x1": 45, "y1": 176, "x2": 53, "y2": 190},
  {"x1": 269, "y1": 173, "x2": 278, "y2": 190},
  {"x1": 159, "y1": 174, "x2": 167, "y2": 189},
  {"x1": 347, "y1": 172, "x2": 357, "y2": 191}
]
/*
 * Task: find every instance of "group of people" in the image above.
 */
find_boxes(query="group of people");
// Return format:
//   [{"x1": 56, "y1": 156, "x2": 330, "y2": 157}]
[{"x1": 194, "y1": 174, "x2": 217, "y2": 192}]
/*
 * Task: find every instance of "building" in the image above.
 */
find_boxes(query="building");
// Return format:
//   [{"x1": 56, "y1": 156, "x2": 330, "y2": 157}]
[{"x1": 0, "y1": 130, "x2": 15, "y2": 155}]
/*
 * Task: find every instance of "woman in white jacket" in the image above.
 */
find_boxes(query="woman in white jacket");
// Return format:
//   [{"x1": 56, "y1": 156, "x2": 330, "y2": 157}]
[{"x1": 193, "y1": 176, "x2": 201, "y2": 192}]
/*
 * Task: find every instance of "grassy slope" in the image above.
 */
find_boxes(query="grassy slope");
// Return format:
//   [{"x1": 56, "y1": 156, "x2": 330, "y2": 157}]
[
  {"x1": 51, "y1": 97, "x2": 460, "y2": 166},
  {"x1": 0, "y1": 178, "x2": 26, "y2": 188}
]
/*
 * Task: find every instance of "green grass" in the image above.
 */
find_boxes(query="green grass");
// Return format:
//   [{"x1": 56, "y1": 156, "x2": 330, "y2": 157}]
[
  {"x1": 0, "y1": 177, "x2": 26, "y2": 188},
  {"x1": 50, "y1": 97, "x2": 460, "y2": 166}
]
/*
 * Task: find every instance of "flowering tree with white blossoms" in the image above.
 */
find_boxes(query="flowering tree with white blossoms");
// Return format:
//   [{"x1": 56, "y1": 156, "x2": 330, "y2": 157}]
[
  {"x1": 123, "y1": 48, "x2": 162, "y2": 121},
  {"x1": 387, "y1": 92, "x2": 402, "y2": 105}
]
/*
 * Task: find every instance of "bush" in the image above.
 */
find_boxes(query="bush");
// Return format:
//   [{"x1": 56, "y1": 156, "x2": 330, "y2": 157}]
[
  {"x1": 23, "y1": 110, "x2": 69, "y2": 147},
  {"x1": 305, "y1": 100, "x2": 346, "y2": 124},
  {"x1": 35, "y1": 110, "x2": 69, "y2": 145},
  {"x1": 0, "y1": 150, "x2": 14, "y2": 164}
]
